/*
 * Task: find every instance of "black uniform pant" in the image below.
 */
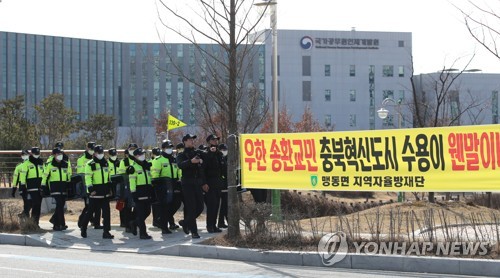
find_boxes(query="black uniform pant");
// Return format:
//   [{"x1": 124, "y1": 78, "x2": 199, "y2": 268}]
[
  {"x1": 27, "y1": 190, "x2": 42, "y2": 225},
  {"x1": 51, "y1": 195, "x2": 66, "y2": 228},
  {"x1": 218, "y1": 190, "x2": 228, "y2": 225},
  {"x1": 20, "y1": 190, "x2": 31, "y2": 217},
  {"x1": 204, "y1": 186, "x2": 221, "y2": 229},
  {"x1": 133, "y1": 198, "x2": 151, "y2": 236},
  {"x1": 81, "y1": 197, "x2": 111, "y2": 232},
  {"x1": 167, "y1": 192, "x2": 183, "y2": 226},
  {"x1": 182, "y1": 180, "x2": 204, "y2": 234}
]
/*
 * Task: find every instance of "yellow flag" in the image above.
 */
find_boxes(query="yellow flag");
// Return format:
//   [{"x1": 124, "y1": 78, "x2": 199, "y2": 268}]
[{"x1": 167, "y1": 114, "x2": 187, "y2": 130}]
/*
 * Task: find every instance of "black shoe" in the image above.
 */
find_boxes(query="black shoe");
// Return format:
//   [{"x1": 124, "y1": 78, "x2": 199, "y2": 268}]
[
  {"x1": 52, "y1": 226, "x2": 63, "y2": 231},
  {"x1": 62, "y1": 225, "x2": 68, "y2": 230},
  {"x1": 81, "y1": 229, "x2": 87, "y2": 238},
  {"x1": 125, "y1": 227, "x2": 132, "y2": 233},
  {"x1": 120, "y1": 223, "x2": 127, "y2": 228},
  {"x1": 129, "y1": 221, "x2": 137, "y2": 236},
  {"x1": 153, "y1": 221, "x2": 160, "y2": 228},
  {"x1": 179, "y1": 220, "x2": 189, "y2": 235},
  {"x1": 213, "y1": 227, "x2": 222, "y2": 233},
  {"x1": 218, "y1": 223, "x2": 228, "y2": 229},
  {"x1": 162, "y1": 229, "x2": 172, "y2": 234},
  {"x1": 94, "y1": 225, "x2": 103, "y2": 230},
  {"x1": 169, "y1": 224, "x2": 180, "y2": 230},
  {"x1": 191, "y1": 233, "x2": 200, "y2": 239},
  {"x1": 103, "y1": 232, "x2": 115, "y2": 239},
  {"x1": 140, "y1": 234, "x2": 152, "y2": 240}
]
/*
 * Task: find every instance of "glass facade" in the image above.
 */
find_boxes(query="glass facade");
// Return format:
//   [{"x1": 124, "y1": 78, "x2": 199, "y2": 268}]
[{"x1": 0, "y1": 31, "x2": 264, "y2": 127}]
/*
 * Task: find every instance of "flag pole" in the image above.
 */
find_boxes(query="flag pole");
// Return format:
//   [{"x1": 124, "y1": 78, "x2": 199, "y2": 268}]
[{"x1": 166, "y1": 111, "x2": 170, "y2": 141}]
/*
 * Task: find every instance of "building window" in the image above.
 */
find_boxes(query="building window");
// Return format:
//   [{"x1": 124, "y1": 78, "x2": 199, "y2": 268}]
[
  {"x1": 349, "y1": 65, "x2": 355, "y2": 77},
  {"x1": 325, "y1": 89, "x2": 331, "y2": 101},
  {"x1": 398, "y1": 40, "x2": 405, "y2": 47},
  {"x1": 349, "y1": 90, "x2": 356, "y2": 102},
  {"x1": 302, "y1": 81, "x2": 311, "y2": 101},
  {"x1": 398, "y1": 90, "x2": 405, "y2": 102},
  {"x1": 324, "y1": 114, "x2": 332, "y2": 129},
  {"x1": 302, "y1": 56, "x2": 311, "y2": 76},
  {"x1": 383, "y1": 65, "x2": 394, "y2": 77},
  {"x1": 325, "y1": 64, "x2": 331, "y2": 76},
  {"x1": 383, "y1": 90, "x2": 394, "y2": 99},
  {"x1": 398, "y1": 66, "x2": 404, "y2": 77},
  {"x1": 349, "y1": 114, "x2": 356, "y2": 127}
]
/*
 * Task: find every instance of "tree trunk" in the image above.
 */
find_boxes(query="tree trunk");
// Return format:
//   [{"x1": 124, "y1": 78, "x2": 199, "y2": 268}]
[
  {"x1": 429, "y1": 192, "x2": 435, "y2": 203},
  {"x1": 226, "y1": 0, "x2": 241, "y2": 240}
]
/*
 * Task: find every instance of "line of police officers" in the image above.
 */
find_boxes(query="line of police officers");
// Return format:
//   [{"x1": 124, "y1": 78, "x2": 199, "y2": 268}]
[{"x1": 11, "y1": 133, "x2": 230, "y2": 240}]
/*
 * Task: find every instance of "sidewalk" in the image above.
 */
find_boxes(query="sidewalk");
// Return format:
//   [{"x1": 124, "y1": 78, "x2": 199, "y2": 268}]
[{"x1": 1, "y1": 220, "x2": 499, "y2": 277}]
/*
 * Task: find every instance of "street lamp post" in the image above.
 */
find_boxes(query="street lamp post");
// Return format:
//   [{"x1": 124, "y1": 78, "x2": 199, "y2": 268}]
[
  {"x1": 377, "y1": 98, "x2": 404, "y2": 202},
  {"x1": 255, "y1": 0, "x2": 280, "y2": 220}
]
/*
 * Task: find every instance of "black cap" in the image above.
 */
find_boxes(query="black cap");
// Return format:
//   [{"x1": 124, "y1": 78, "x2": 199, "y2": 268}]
[
  {"x1": 94, "y1": 145, "x2": 104, "y2": 154},
  {"x1": 133, "y1": 148, "x2": 146, "y2": 156},
  {"x1": 108, "y1": 148, "x2": 117, "y2": 156},
  {"x1": 175, "y1": 143, "x2": 184, "y2": 149},
  {"x1": 55, "y1": 141, "x2": 64, "y2": 149},
  {"x1": 161, "y1": 140, "x2": 174, "y2": 149},
  {"x1": 128, "y1": 143, "x2": 139, "y2": 149},
  {"x1": 87, "y1": 142, "x2": 96, "y2": 149},
  {"x1": 206, "y1": 134, "x2": 220, "y2": 142},
  {"x1": 21, "y1": 149, "x2": 30, "y2": 156},
  {"x1": 182, "y1": 134, "x2": 197, "y2": 142},
  {"x1": 52, "y1": 148, "x2": 62, "y2": 155},
  {"x1": 31, "y1": 147, "x2": 40, "y2": 155},
  {"x1": 218, "y1": 143, "x2": 228, "y2": 150},
  {"x1": 152, "y1": 147, "x2": 161, "y2": 156}
]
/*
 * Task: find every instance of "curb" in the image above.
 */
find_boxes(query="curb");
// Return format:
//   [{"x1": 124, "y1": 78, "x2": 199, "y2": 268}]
[
  {"x1": 169, "y1": 244, "x2": 500, "y2": 277},
  {"x1": 1, "y1": 233, "x2": 499, "y2": 276}
]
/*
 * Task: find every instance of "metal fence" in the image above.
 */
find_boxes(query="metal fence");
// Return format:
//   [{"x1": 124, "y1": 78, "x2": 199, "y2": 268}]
[{"x1": 0, "y1": 150, "x2": 96, "y2": 187}]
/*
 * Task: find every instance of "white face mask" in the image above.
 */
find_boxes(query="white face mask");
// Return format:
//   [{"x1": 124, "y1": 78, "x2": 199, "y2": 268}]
[
  {"x1": 55, "y1": 154, "x2": 63, "y2": 161},
  {"x1": 221, "y1": 150, "x2": 228, "y2": 156},
  {"x1": 110, "y1": 155, "x2": 117, "y2": 160},
  {"x1": 96, "y1": 153, "x2": 104, "y2": 160},
  {"x1": 88, "y1": 150, "x2": 95, "y2": 155},
  {"x1": 137, "y1": 155, "x2": 146, "y2": 161},
  {"x1": 21, "y1": 155, "x2": 29, "y2": 161},
  {"x1": 33, "y1": 154, "x2": 40, "y2": 158},
  {"x1": 165, "y1": 148, "x2": 173, "y2": 154}
]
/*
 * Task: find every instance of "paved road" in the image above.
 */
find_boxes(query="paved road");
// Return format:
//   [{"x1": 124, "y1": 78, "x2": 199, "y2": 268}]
[{"x1": 0, "y1": 245, "x2": 482, "y2": 278}]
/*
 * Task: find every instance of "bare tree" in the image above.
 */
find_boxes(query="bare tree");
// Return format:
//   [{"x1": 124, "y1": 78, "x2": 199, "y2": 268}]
[
  {"x1": 409, "y1": 55, "x2": 489, "y2": 202},
  {"x1": 455, "y1": 0, "x2": 500, "y2": 61},
  {"x1": 155, "y1": 0, "x2": 269, "y2": 239}
]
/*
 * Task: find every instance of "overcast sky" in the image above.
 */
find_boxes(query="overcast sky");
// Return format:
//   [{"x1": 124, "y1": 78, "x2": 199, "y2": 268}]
[{"x1": 0, "y1": 0, "x2": 498, "y2": 74}]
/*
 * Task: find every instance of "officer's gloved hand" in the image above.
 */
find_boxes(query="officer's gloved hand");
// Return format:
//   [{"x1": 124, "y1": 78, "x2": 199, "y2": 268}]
[
  {"x1": 40, "y1": 185, "x2": 49, "y2": 197},
  {"x1": 126, "y1": 166, "x2": 135, "y2": 175},
  {"x1": 11, "y1": 187, "x2": 17, "y2": 198}
]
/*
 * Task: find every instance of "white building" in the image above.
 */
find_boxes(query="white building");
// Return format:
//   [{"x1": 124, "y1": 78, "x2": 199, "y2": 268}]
[{"x1": 261, "y1": 29, "x2": 413, "y2": 131}]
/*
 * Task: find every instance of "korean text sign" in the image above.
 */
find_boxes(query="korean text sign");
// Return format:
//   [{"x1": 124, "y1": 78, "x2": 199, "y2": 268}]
[{"x1": 240, "y1": 125, "x2": 500, "y2": 192}]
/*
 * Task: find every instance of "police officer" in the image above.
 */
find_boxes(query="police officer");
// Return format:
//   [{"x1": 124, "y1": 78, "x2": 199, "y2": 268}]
[
  {"x1": 80, "y1": 145, "x2": 114, "y2": 239},
  {"x1": 217, "y1": 143, "x2": 229, "y2": 228},
  {"x1": 128, "y1": 148, "x2": 153, "y2": 239},
  {"x1": 42, "y1": 148, "x2": 71, "y2": 231},
  {"x1": 151, "y1": 141, "x2": 178, "y2": 234},
  {"x1": 12, "y1": 149, "x2": 31, "y2": 218},
  {"x1": 177, "y1": 134, "x2": 207, "y2": 239},
  {"x1": 118, "y1": 143, "x2": 138, "y2": 232},
  {"x1": 163, "y1": 140, "x2": 182, "y2": 230},
  {"x1": 107, "y1": 148, "x2": 120, "y2": 198},
  {"x1": 203, "y1": 134, "x2": 223, "y2": 233},
  {"x1": 77, "y1": 142, "x2": 102, "y2": 229},
  {"x1": 19, "y1": 147, "x2": 44, "y2": 227},
  {"x1": 150, "y1": 147, "x2": 162, "y2": 229}
]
